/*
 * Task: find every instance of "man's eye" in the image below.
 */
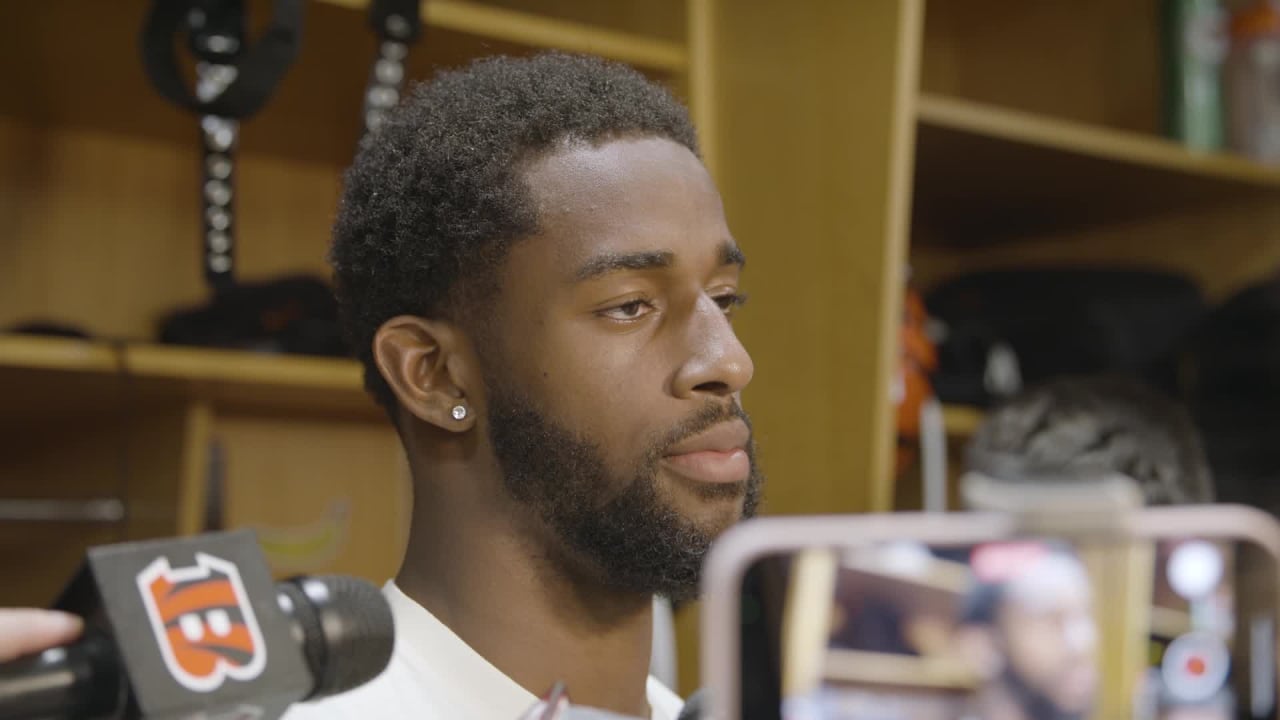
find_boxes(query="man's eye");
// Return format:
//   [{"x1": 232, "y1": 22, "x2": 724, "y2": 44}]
[
  {"x1": 713, "y1": 293, "x2": 748, "y2": 315},
  {"x1": 600, "y1": 299, "x2": 654, "y2": 321}
]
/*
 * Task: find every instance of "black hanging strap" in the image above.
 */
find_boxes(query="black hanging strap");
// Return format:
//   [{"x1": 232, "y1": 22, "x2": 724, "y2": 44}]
[
  {"x1": 362, "y1": 0, "x2": 423, "y2": 135},
  {"x1": 140, "y1": 0, "x2": 304, "y2": 120},
  {"x1": 369, "y1": 0, "x2": 422, "y2": 43},
  {"x1": 140, "y1": 0, "x2": 304, "y2": 293}
]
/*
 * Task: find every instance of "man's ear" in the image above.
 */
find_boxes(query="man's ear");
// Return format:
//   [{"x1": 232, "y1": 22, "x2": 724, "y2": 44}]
[{"x1": 373, "y1": 315, "x2": 478, "y2": 432}]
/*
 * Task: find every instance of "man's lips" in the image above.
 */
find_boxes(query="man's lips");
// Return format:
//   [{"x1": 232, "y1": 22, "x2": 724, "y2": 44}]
[
  {"x1": 662, "y1": 421, "x2": 751, "y2": 485},
  {"x1": 662, "y1": 449, "x2": 750, "y2": 485}
]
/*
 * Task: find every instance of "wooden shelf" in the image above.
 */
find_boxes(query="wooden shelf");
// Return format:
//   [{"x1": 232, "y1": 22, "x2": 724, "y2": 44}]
[
  {"x1": 0, "y1": 335, "x2": 378, "y2": 425},
  {"x1": 0, "y1": 0, "x2": 686, "y2": 171},
  {"x1": 914, "y1": 94, "x2": 1280, "y2": 243},
  {"x1": 319, "y1": 0, "x2": 687, "y2": 72},
  {"x1": 823, "y1": 648, "x2": 977, "y2": 690},
  {"x1": 941, "y1": 404, "x2": 983, "y2": 438},
  {"x1": 125, "y1": 344, "x2": 363, "y2": 393},
  {"x1": 1149, "y1": 605, "x2": 1192, "y2": 639},
  {"x1": 0, "y1": 336, "x2": 121, "y2": 375}
]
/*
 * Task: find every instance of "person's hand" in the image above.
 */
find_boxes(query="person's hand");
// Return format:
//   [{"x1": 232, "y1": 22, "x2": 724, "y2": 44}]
[{"x1": 0, "y1": 609, "x2": 83, "y2": 662}]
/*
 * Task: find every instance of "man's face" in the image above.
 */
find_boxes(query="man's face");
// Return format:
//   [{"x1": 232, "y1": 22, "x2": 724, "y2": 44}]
[
  {"x1": 476, "y1": 136, "x2": 761, "y2": 600},
  {"x1": 996, "y1": 557, "x2": 1099, "y2": 718}
]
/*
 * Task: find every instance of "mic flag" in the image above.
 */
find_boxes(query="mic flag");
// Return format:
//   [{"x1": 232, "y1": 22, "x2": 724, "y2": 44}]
[{"x1": 55, "y1": 529, "x2": 315, "y2": 718}]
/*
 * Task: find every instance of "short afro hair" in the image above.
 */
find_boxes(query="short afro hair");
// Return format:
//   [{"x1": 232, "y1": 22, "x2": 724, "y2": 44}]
[
  {"x1": 330, "y1": 53, "x2": 700, "y2": 411},
  {"x1": 965, "y1": 375, "x2": 1214, "y2": 505}
]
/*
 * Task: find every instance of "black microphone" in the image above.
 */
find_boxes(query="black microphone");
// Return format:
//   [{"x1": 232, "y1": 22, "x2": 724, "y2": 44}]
[{"x1": 0, "y1": 530, "x2": 394, "y2": 719}]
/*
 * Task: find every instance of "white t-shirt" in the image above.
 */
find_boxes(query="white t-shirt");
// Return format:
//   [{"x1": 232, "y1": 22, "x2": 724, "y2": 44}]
[{"x1": 284, "y1": 582, "x2": 685, "y2": 720}]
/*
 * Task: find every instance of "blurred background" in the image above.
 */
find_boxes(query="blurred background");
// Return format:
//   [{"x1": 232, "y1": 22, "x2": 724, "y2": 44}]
[{"x1": 7, "y1": 0, "x2": 1280, "y2": 698}]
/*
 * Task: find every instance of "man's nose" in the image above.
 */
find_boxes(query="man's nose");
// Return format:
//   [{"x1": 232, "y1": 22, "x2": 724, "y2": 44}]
[{"x1": 671, "y1": 295, "x2": 754, "y2": 399}]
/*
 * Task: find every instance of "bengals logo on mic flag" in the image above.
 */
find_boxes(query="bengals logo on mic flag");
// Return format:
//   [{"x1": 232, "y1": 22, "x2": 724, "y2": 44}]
[{"x1": 136, "y1": 553, "x2": 268, "y2": 692}]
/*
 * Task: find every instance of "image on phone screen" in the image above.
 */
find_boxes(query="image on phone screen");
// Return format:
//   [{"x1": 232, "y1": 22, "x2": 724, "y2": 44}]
[{"x1": 739, "y1": 536, "x2": 1277, "y2": 720}]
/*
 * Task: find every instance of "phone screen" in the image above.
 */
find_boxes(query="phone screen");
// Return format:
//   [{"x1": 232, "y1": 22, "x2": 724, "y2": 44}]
[{"x1": 739, "y1": 536, "x2": 1277, "y2": 720}]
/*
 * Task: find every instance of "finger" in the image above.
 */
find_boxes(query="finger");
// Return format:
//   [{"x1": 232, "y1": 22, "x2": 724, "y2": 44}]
[{"x1": 0, "y1": 609, "x2": 83, "y2": 662}]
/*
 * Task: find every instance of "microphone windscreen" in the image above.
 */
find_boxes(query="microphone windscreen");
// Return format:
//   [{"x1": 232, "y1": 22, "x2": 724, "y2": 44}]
[{"x1": 279, "y1": 575, "x2": 394, "y2": 699}]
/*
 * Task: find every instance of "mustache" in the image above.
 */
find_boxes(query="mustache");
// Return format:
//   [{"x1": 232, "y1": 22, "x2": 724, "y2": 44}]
[{"x1": 649, "y1": 401, "x2": 753, "y2": 460}]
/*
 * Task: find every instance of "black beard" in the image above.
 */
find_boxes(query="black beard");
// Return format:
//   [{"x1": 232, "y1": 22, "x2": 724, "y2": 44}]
[
  {"x1": 485, "y1": 386, "x2": 763, "y2": 603},
  {"x1": 997, "y1": 663, "x2": 1090, "y2": 720}
]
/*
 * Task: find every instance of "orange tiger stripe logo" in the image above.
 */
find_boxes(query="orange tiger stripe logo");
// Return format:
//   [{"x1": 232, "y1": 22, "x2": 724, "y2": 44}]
[{"x1": 137, "y1": 554, "x2": 267, "y2": 692}]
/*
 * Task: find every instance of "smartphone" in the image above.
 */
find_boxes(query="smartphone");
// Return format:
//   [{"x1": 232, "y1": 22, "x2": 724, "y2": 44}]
[{"x1": 700, "y1": 506, "x2": 1280, "y2": 720}]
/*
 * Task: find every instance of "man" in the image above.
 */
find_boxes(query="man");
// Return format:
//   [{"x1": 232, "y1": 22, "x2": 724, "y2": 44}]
[
  {"x1": 954, "y1": 544, "x2": 1099, "y2": 720},
  {"x1": 2, "y1": 53, "x2": 762, "y2": 719},
  {"x1": 304, "y1": 51, "x2": 763, "y2": 718}
]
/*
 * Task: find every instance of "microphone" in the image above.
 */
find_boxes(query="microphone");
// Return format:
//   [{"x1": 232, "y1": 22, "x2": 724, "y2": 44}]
[{"x1": 0, "y1": 530, "x2": 393, "y2": 719}]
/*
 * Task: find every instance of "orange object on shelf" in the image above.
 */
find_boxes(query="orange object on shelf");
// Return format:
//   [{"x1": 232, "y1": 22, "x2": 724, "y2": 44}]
[
  {"x1": 1230, "y1": 1, "x2": 1280, "y2": 39},
  {"x1": 1228, "y1": 1, "x2": 1280, "y2": 162},
  {"x1": 894, "y1": 286, "x2": 938, "y2": 476}
]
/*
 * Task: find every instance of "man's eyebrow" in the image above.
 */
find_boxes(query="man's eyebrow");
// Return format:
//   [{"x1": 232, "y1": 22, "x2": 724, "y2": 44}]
[
  {"x1": 720, "y1": 240, "x2": 746, "y2": 268},
  {"x1": 573, "y1": 250, "x2": 674, "y2": 282}
]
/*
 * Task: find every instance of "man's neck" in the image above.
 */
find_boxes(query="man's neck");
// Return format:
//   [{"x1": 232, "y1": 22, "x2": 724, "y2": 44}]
[{"x1": 396, "y1": 486, "x2": 656, "y2": 718}]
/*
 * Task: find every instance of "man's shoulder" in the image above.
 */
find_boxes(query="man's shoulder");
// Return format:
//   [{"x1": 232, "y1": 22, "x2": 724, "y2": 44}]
[
  {"x1": 281, "y1": 673, "x2": 403, "y2": 720},
  {"x1": 283, "y1": 673, "x2": 686, "y2": 720},
  {"x1": 281, "y1": 651, "x2": 433, "y2": 720}
]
